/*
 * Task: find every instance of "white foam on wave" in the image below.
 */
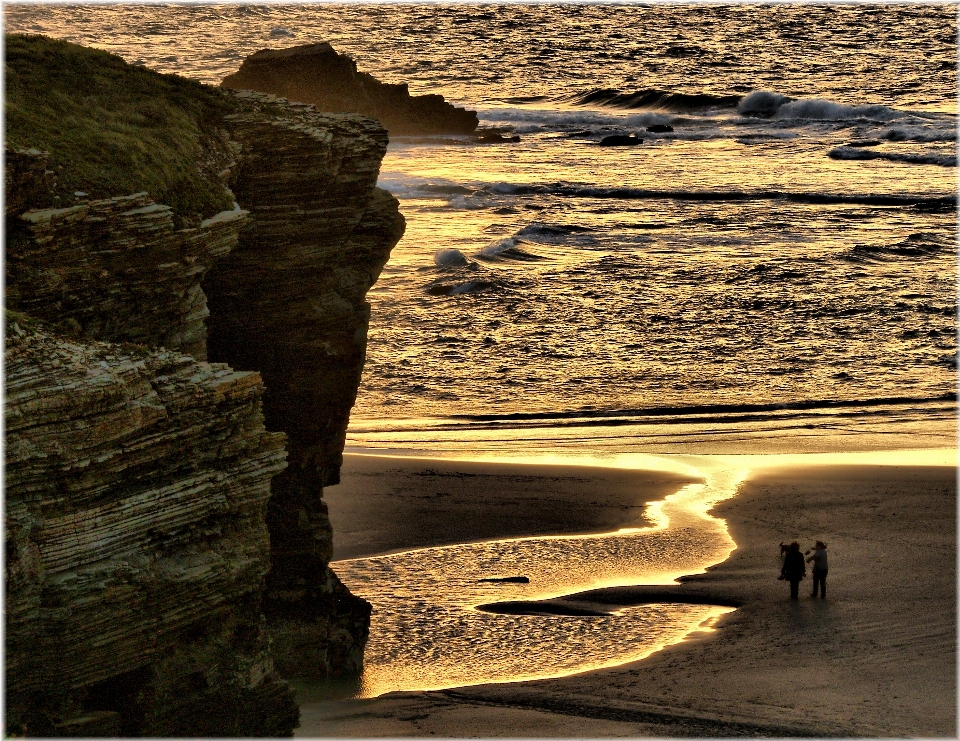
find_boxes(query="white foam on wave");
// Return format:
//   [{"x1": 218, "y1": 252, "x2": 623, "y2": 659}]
[
  {"x1": 476, "y1": 106, "x2": 684, "y2": 135},
  {"x1": 477, "y1": 235, "x2": 521, "y2": 258},
  {"x1": 377, "y1": 173, "x2": 475, "y2": 200},
  {"x1": 434, "y1": 248, "x2": 471, "y2": 267},
  {"x1": 737, "y1": 90, "x2": 791, "y2": 117},
  {"x1": 881, "y1": 125, "x2": 958, "y2": 143},
  {"x1": 738, "y1": 89, "x2": 906, "y2": 123},
  {"x1": 778, "y1": 98, "x2": 902, "y2": 122}
]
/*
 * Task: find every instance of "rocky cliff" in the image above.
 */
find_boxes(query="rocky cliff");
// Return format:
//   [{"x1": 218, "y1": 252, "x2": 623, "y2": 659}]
[
  {"x1": 5, "y1": 314, "x2": 295, "y2": 736},
  {"x1": 205, "y1": 92, "x2": 405, "y2": 677},
  {"x1": 5, "y1": 35, "x2": 403, "y2": 736},
  {"x1": 222, "y1": 42, "x2": 479, "y2": 136}
]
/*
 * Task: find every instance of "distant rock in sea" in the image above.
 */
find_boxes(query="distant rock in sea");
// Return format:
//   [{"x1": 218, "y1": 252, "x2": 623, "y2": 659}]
[
  {"x1": 222, "y1": 42, "x2": 479, "y2": 136},
  {"x1": 477, "y1": 132, "x2": 521, "y2": 143},
  {"x1": 646, "y1": 123, "x2": 674, "y2": 133},
  {"x1": 478, "y1": 575, "x2": 530, "y2": 583},
  {"x1": 599, "y1": 134, "x2": 643, "y2": 146}
]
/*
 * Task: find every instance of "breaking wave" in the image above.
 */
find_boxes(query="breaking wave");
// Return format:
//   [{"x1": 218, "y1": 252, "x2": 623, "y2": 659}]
[
  {"x1": 564, "y1": 88, "x2": 936, "y2": 127},
  {"x1": 828, "y1": 146, "x2": 956, "y2": 167},
  {"x1": 434, "y1": 248, "x2": 471, "y2": 268},
  {"x1": 564, "y1": 87, "x2": 741, "y2": 112},
  {"x1": 377, "y1": 173, "x2": 475, "y2": 199},
  {"x1": 738, "y1": 90, "x2": 907, "y2": 122},
  {"x1": 476, "y1": 235, "x2": 548, "y2": 262}
]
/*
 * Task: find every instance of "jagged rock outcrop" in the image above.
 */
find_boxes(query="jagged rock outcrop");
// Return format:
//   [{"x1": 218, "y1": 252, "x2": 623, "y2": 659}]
[
  {"x1": 6, "y1": 184, "x2": 248, "y2": 360},
  {"x1": 205, "y1": 91, "x2": 405, "y2": 676},
  {"x1": 221, "y1": 43, "x2": 479, "y2": 136},
  {"x1": 5, "y1": 38, "x2": 404, "y2": 736},
  {"x1": 5, "y1": 316, "x2": 296, "y2": 736}
]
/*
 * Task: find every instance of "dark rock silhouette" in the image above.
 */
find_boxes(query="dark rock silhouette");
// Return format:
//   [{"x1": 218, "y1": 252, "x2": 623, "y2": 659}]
[
  {"x1": 646, "y1": 123, "x2": 675, "y2": 133},
  {"x1": 478, "y1": 576, "x2": 531, "y2": 583},
  {"x1": 222, "y1": 43, "x2": 479, "y2": 136},
  {"x1": 599, "y1": 134, "x2": 643, "y2": 146},
  {"x1": 477, "y1": 132, "x2": 521, "y2": 143}
]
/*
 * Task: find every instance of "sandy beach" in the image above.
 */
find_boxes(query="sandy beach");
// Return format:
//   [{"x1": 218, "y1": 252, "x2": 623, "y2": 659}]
[{"x1": 297, "y1": 452, "x2": 956, "y2": 737}]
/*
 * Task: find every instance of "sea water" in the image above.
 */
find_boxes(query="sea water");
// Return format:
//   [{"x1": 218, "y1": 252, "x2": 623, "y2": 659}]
[
  {"x1": 8, "y1": 4, "x2": 956, "y2": 435},
  {"x1": 8, "y1": 3, "x2": 957, "y2": 695}
]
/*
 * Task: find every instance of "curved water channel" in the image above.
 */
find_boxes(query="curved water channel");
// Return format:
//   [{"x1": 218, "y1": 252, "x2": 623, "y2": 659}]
[
  {"x1": 329, "y1": 448, "x2": 953, "y2": 698},
  {"x1": 333, "y1": 457, "x2": 746, "y2": 698}
]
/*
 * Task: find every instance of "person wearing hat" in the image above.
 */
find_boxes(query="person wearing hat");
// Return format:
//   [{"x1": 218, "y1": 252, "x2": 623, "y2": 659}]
[{"x1": 806, "y1": 541, "x2": 828, "y2": 598}]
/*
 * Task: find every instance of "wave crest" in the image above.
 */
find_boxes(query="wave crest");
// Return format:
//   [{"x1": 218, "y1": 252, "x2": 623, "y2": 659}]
[
  {"x1": 565, "y1": 87, "x2": 741, "y2": 112},
  {"x1": 828, "y1": 146, "x2": 956, "y2": 167},
  {"x1": 739, "y1": 89, "x2": 906, "y2": 122}
]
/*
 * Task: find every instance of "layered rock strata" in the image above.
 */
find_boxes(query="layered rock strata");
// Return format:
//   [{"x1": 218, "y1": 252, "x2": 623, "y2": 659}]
[
  {"x1": 222, "y1": 43, "x2": 479, "y2": 135},
  {"x1": 6, "y1": 187, "x2": 247, "y2": 360},
  {"x1": 205, "y1": 92, "x2": 405, "y2": 676},
  {"x1": 5, "y1": 316, "x2": 296, "y2": 736},
  {"x1": 5, "y1": 55, "x2": 404, "y2": 736}
]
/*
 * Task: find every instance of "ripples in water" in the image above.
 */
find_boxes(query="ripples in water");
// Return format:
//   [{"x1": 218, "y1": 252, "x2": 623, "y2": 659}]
[{"x1": 334, "y1": 466, "x2": 745, "y2": 697}]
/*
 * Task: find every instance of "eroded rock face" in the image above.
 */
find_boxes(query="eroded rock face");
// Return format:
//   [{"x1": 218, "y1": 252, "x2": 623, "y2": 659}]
[
  {"x1": 204, "y1": 92, "x2": 405, "y2": 676},
  {"x1": 4, "y1": 318, "x2": 297, "y2": 736},
  {"x1": 4, "y1": 81, "x2": 402, "y2": 735},
  {"x1": 5, "y1": 190, "x2": 248, "y2": 360},
  {"x1": 222, "y1": 43, "x2": 479, "y2": 136}
]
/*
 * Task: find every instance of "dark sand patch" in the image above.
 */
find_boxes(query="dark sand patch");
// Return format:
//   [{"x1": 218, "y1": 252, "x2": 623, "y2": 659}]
[
  {"x1": 475, "y1": 589, "x2": 743, "y2": 616},
  {"x1": 326, "y1": 454, "x2": 698, "y2": 560}
]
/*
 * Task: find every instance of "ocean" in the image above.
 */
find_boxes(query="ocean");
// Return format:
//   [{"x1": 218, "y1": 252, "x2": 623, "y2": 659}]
[
  {"x1": 8, "y1": 3, "x2": 957, "y2": 700},
  {"x1": 7, "y1": 4, "x2": 957, "y2": 452}
]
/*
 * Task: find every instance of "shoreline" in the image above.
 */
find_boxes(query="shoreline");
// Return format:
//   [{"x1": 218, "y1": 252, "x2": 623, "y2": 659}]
[{"x1": 301, "y1": 449, "x2": 955, "y2": 736}]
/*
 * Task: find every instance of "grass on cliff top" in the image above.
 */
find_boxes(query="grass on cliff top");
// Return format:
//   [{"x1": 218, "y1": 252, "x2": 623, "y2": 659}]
[{"x1": 6, "y1": 34, "x2": 240, "y2": 218}]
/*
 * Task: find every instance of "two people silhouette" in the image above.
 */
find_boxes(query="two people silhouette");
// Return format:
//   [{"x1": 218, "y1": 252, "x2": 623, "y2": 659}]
[{"x1": 779, "y1": 541, "x2": 828, "y2": 599}]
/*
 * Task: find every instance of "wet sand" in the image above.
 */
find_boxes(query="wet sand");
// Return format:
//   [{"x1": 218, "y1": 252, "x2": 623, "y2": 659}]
[
  {"x1": 300, "y1": 455, "x2": 956, "y2": 737},
  {"x1": 325, "y1": 455, "x2": 698, "y2": 560}
]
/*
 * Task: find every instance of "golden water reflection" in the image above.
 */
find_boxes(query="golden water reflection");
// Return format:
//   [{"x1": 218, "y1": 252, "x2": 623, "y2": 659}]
[
  {"x1": 334, "y1": 462, "x2": 747, "y2": 697},
  {"x1": 333, "y1": 447, "x2": 953, "y2": 697}
]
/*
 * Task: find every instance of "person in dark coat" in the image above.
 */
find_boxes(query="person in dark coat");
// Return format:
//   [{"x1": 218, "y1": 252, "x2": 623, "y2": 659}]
[{"x1": 780, "y1": 541, "x2": 806, "y2": 599}]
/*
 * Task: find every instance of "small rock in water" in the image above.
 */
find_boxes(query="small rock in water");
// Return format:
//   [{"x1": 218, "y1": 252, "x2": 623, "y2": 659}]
[
  {"x1": 477, "y1": 132, "x2": 521, "y2": 143},
  {"x1": 599, "y1": 134, "x2": 643, "y2": 146},
  {"x1": 845, "y1": 139, "x2": 882, "y2": 148},
  {"x1": 646, "y1": 124, "x2": 674, "y2": 133},
  {"x1": 478, "y1": 575, "x2": 530, "y2": 583}
]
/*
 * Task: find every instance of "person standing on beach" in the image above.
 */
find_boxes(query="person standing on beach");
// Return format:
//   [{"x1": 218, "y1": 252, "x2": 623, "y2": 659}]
[
  {"x1": 806, "y1": 540, "x2": 828, "y2": 598},
  {"x1": 780, "y1": 541, "x2": 806, "y2": 600}
]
